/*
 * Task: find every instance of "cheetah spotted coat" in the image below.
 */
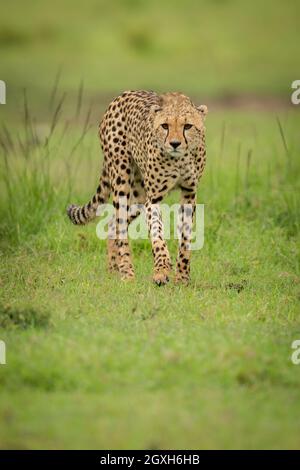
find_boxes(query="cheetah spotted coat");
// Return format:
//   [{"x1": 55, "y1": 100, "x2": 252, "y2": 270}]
[{"x1": 67, "y1": 90, "x2": 207, "y2": 285}]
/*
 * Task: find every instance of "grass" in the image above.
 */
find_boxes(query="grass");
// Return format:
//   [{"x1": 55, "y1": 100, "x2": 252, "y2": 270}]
[{"x1": 0, "y1": 89, "x2": 300, "y2": 448}]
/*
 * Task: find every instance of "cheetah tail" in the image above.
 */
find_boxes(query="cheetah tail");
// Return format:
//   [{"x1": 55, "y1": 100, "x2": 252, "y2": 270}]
[{"x1": 66, "y1": 171, "x2": 110, "y2": 225}]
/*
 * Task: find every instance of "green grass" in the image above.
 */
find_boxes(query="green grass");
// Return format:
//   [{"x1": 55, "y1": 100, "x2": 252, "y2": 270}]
[{"x1": 0, "y1": 102, "x2": 300, "y2": 448}]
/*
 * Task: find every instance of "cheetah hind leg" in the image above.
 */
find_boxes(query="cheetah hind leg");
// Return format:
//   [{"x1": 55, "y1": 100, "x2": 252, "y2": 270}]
[
  {"x1": 106, "y1": 212, "x2": 136, "y2": 279},
  {"x1": 106, "y1": 174, "x2": 146, "y2": 278},
  {"x1": 107, "y1": 238, "x2": 119, "y2": 273},
  {"x1": 107, "y1": 217, "x2": 120, "y2": 273}
]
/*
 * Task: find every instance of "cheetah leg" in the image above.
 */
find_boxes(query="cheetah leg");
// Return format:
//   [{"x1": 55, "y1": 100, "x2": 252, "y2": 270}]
[
  {"x1": 107, "y1": 216, "x2": 119, "y2": 272},
  {"x1": 107, "y1": 172, "x2": 145, "y2": 274},
  {"x1": 114, "y1": 213, "x2": 134, "y2": 280},
  {"x1": 107, "y1": 207, "x2": 142, "y2": 273},
  {"x1": 145, "y1": 198, "x2": 172, "y2": 286},
  {"x1": 175, "y1": 189, "x2": 196, "y2": 285},
  {"x1": 112, "y1": 165, "x2": 136, "y2": 281}
]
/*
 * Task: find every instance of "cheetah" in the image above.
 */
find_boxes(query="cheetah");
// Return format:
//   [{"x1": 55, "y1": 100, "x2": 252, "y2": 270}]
[{"x1": 67, "y1": 90, "x2": 207, "y2": 285}]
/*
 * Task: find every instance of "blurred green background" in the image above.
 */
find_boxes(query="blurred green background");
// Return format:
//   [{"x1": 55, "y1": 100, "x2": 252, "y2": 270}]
[{"x1": 1, "y1": 0, "x2": 300, "y2": 115}]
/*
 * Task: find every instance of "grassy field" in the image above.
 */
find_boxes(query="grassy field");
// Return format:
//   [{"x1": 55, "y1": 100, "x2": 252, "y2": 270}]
[
  {"x1": 0, "y1": 102, "x2": 300, "y2": 448},
  {"x1": 0, "y1": 0, "x2": 300, "y2": 451}
]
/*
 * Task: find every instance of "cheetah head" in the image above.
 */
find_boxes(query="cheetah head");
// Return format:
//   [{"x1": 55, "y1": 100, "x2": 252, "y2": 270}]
[{"x1": 151, "y1": 93, "x2": 207, "y2": 157}]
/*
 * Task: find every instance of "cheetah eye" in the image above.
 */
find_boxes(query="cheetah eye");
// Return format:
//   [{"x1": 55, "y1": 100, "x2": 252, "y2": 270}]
[
  {"x1": 184, "y1": 124, "x2": 193, "y2": 130},
  {"x1": 161, "y1": 123, "x2": 169, "y2": 130}
]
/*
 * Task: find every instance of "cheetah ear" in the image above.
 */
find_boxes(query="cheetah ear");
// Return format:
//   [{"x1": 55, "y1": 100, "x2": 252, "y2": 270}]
[
  {"x1": 150, "y1": 104, "x2": 162, "y2": 113},
  {"x1": 197, "y1": 105, "x2": 208, "y2": 119}
]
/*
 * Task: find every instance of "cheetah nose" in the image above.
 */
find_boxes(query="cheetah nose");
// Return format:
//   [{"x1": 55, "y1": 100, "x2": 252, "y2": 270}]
[{"x1": 170, "y1": 140, "x2": 181, "y2": 150}]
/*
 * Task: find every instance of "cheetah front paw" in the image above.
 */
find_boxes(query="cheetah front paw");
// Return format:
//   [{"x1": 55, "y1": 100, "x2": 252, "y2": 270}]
[{"x1": 153, "y1": 271, "x2": 170, "y2": 286}]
